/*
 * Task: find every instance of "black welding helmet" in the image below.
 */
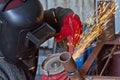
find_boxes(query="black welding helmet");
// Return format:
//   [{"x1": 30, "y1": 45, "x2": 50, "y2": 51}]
[{"x1": 0, "y1": 0, "x2": 55, "y2": 62}]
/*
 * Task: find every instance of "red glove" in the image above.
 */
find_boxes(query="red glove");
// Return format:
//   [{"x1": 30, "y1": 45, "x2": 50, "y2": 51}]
[{"x1": 55, "y1": 14, "x2": 83, "y2": 54}]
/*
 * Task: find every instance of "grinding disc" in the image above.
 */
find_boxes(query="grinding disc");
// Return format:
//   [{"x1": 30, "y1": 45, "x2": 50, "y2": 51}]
[{"x1": 41, "y1": 54, "x2": 64, "y2": 75}]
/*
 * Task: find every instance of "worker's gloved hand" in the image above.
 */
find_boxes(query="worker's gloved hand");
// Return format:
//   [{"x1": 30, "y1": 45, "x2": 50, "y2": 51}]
[{"x1": 55, "y1": 14, "x2": 83, "y2": 54}]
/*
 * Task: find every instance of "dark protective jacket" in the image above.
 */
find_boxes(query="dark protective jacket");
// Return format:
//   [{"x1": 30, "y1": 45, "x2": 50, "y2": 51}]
[
  {"x1": 0, "y1": 51, "x2": 28, "y2": 80},
  {"x1": 44, "y1": 7, "x2": 74, "y2": 33}
]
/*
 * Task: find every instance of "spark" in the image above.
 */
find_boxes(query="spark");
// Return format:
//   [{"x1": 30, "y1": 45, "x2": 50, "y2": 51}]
[{"x1": 72, "y1": 1, "x2": 116, "y2": 60}]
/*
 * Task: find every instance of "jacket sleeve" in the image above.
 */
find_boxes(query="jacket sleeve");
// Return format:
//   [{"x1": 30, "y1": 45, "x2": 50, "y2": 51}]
[
  {"x1": 0, "y1": 52, "x2": 28, "y2": 80},
  {"x1": 44, "y1": 7, "x2": 74, "y2": 33}
]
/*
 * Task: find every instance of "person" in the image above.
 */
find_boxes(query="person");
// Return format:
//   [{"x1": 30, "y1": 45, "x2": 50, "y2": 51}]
[{"x1": 0, "y1": 0, "x2": 83, "y2": 80}]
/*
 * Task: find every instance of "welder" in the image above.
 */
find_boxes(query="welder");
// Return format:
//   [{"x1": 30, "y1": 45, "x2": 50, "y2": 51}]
[{"x1": 0, "y1": 0, "x2": 82, "y2": 80}]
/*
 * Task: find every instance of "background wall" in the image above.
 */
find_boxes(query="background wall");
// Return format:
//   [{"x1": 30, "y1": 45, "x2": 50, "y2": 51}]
[
  {"x1": 40, "y1": 0, "x2": 95, "y2": 23},
  {"x1": 115, "y1": 0, "x2": 120, "y2": 34}
]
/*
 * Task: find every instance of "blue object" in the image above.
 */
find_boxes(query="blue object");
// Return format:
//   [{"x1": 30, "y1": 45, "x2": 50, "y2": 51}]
[
  {"x1": 75, "y1": 44, "x2": 95, "y2": 69},
  {"x1": 75, "y1": 53, "x2": 84, "y2": 69}
]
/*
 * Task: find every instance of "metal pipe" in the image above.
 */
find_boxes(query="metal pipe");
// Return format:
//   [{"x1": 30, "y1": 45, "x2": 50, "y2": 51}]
[{"x1": 60, "y1": 52, "x2": 83, "y2": 80}]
